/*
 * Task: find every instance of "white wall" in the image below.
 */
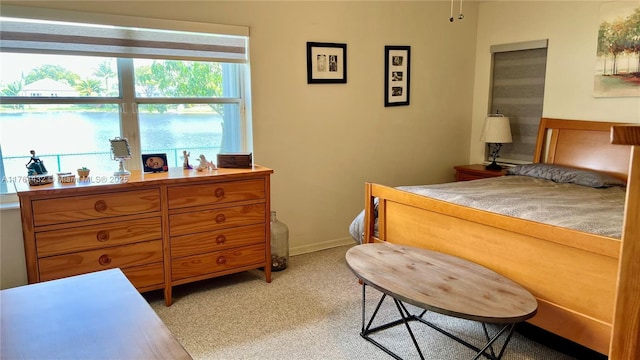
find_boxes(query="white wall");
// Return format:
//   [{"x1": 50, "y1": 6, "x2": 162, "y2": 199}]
[
  {"x1": 0, "y1": 1, "x2": 479, "y2": 289},
  {"x1": 469, "y1": 1, "x2": 640, "y2": 164}
]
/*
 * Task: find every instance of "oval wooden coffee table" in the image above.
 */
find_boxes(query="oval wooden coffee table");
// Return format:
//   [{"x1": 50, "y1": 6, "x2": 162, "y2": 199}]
[{"x1": 346, "y1": 242, "x2": 538, "y2": 360}]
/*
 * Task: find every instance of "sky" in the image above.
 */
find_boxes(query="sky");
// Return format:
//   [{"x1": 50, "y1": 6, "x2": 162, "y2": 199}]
[{"x1": 0, "y1": 53, "x2": 108, "y2": 86}]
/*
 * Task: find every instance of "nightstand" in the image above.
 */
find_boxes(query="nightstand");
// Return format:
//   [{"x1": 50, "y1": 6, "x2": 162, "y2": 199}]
[{"x1": 454, "y1": 164, "x2": 507, "y2": 181}]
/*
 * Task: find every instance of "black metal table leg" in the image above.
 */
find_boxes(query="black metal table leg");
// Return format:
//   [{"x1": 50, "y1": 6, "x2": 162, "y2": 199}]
[{"x1": 358, "y1": 283, "x2": 521, "y2": 360}]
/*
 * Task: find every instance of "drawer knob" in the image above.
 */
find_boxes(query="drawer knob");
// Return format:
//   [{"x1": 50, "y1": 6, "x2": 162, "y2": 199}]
[
  {"x1": 216, "y1": 235, "x2": 226, "y2": 245},
  {"x1": 216, "y1": 256, "x2": 227, "y2": 265},
  {"x1": 96, "y1": 230, "x2": 110, "y2": 242},
  {"x1": 215, "y1": 214, "x2": 226, "y2": 223},
  {"x1": 214, "y1": 187, "x2": 225, "y2": 198},
  {"x1": 94, "y1": 200, "x2": 108, "y2": 212},
  {"x1": 98, "y1": 254, "x2": 112, "y2": 266}
]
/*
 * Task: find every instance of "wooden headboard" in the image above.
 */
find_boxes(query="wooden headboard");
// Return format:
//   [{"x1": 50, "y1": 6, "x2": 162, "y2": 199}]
[{"x1": 533, "y1": 118, "x2": 632, "y2": 182}]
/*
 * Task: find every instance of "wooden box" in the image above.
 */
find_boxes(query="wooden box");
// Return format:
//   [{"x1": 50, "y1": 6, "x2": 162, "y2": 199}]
[{"x1": 217, "y1": 153, "x2": 252, "y2": 168}]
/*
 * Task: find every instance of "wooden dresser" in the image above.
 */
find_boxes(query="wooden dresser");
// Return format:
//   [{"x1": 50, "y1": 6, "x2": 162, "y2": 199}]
[{"x1": 16, "y1": 166, "x2": 273, "y2": 305}]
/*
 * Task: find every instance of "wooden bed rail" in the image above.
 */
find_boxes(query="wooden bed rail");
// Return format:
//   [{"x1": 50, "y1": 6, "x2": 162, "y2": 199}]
[{"x1": 610, "y1": 125, "x2": 640, "y2": 360}]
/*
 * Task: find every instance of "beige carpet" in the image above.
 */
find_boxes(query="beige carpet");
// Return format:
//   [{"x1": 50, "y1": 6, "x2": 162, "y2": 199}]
[{"x1": 145, "y1": 245, "x2": 585, "y2": 360}]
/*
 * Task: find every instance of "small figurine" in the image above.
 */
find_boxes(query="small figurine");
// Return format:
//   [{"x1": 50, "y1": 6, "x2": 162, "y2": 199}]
[
  {"x1": 26, "y1": 150, "x2": 48, "y2": 176},
  {"x1": 182, "y1": 150, "x2": 193, "y2": 169},
  {"x1": 196, "y1": 154, "x2": 216, "y2": 171}
]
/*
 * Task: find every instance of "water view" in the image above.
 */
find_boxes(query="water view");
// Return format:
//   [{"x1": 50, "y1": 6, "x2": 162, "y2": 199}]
[{"x1": 1, "y1": 111, "x2": 223, "y2": 178}]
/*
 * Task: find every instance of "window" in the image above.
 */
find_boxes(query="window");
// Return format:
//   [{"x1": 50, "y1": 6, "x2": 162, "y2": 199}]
[
  {"x1": 488, "y1": 40, "x2": 548, "y2": 164},
  {"x1": 0, "y1": 7, "x2": 251, "y2": 198}
]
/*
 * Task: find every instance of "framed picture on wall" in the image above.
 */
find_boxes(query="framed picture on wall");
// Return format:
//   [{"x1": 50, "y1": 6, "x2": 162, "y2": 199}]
[
  {"x1": 593, "y1": 1, "x2": 640, "y2": 97},
  {"x1": 384, "y1": 45, "x2": 411, "y2": 107},
  {"x1": 306, "y1": 42, "x2": 347, "y2": 84},
  {"x1": 142, "y1": 153, "x2": 168, "y2": 173}
]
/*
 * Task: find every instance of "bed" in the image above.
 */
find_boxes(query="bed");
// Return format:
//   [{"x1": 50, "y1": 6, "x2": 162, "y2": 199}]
[{"x1": 349, "y1": 118, "x2": 640, "y2": 357}]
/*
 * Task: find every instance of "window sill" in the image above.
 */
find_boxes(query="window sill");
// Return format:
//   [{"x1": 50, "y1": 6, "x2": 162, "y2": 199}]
[
  {"x1": 0, "y1": 193, "x2": 20, "y2": 210},
  {"x1": 0, "y1": 201, "x2": 20, "y2": 211}
]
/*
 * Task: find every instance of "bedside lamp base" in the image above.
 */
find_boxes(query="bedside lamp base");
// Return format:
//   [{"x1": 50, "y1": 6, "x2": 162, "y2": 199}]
[{"x1": 485, "y1": 161, "x2": 503, "y2": 171}]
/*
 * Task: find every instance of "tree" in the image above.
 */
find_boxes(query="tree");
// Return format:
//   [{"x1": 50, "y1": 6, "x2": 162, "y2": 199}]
[
  {"x1": 1, "y1": 80, "x2": 24, "y2": 109},
  {"x1": 163, "y1": 60, "x2": 222, "y2": 98},
  {"x1": 1, "y1": 80, "x2": 23, "y2": 96},
  {"x1": 134, "y1": 65, "x2": 159, "y2": 96},
  {"x1": 608, "y1": 19, "x2": 628, "y2": 75},
  {"x1": 23, "y1": 64, "x2": 80, "y2": 86},
  {"x1": 628, "y1": 8, "x2": 640, "y2": 72},
  {"x1": 597, "y1": 22, "x2": 611, "y2": 74},
  {"x1": 93, "y1": 62, "x2": 116, "y2": 95},
  {"x1": 134, "y1": 60, "x2": 224, "y2": 114},
  {"x1": 75, "y1": 79, "x2": 103, "y2": 96}
]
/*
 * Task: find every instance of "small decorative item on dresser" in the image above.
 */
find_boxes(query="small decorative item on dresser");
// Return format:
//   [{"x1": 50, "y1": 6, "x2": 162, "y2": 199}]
[
  {"x1": 182, "y1": 150, "x2": 192, "y2": 169},
  {"x1": 270, "y1": 211, "x2": 289, "y2": 271},
  {"x1": 27, "y1": 174, "x2": 53, "y2": 186},
  {"x1": 57, "y1": 172, "x2": 76, "y2": 184},
  {"x1": 195, "y1": 154, "x2": 216, "y2": 171},
  {"x1": 110, "y1": 137, "x2": 132, "y2": 176},
  {"x1": 217, "y1": 153, "x2": 252, "y2": 168},
  {"x1": 25, "y1": 149, "x2": 47, "y2": 176},
  {"x1": 77, "y1": 167, "x2": 90, "y2": 178}
]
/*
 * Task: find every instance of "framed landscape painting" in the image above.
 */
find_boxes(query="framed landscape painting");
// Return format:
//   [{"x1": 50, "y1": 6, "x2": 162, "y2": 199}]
[{"x1": 594, "y1": 1, "x2": 640, "y2": 97}]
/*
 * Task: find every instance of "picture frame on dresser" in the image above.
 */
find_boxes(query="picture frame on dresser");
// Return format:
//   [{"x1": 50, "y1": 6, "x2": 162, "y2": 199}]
[
  {"x1": 142, "y1": 153, "x2": 169, "y2": 173},
  {"x1": 384, "y1": 45, "x2": 411, "y2": 107}
]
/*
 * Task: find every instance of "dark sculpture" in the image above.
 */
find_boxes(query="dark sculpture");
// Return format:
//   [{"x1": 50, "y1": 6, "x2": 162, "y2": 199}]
[{"x1": 26, "y1": 150, "x2": 48, "y2": 176}]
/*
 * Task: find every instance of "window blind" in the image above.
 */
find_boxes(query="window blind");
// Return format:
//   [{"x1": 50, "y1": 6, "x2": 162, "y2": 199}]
[
  {"x1": 488, "y1": 41, "x2": 548, "y2": 163},
  {"x1": 0, "y1": 6, "x2": 248, "y2": 63}
]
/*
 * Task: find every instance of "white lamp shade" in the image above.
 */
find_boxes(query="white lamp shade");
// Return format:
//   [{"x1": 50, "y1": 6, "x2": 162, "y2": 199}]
[{"x1": 481, "y1": 116, "x2": 512, "y2": 143}]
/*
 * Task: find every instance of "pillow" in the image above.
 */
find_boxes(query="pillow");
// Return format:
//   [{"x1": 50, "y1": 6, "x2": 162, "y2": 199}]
[{"x1": 506, "y1": 163, "x2": 626, "y2": 188}]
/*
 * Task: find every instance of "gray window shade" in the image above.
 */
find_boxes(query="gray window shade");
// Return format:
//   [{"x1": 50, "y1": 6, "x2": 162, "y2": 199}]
[
  {"x1": 0, "y1": 17, "x2": 247, "y2": 63},
  {"x1": 489, "y1": 46, "x2": 547, "y2": 163}
]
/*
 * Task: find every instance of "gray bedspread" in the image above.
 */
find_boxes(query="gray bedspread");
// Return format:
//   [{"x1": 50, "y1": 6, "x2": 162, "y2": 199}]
[{"x1": 349, "y1": 175, "x2": 625, "y2": 244}]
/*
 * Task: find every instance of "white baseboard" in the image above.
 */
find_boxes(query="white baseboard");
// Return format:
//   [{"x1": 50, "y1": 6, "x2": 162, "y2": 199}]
[{"x1": 290, "y1": 236, "x2": 354, "y2": 256}]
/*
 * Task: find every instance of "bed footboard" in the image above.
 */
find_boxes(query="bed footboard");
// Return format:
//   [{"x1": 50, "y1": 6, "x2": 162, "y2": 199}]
[{"x1": 363, "y1": 182, "x2": 620, "y2": 355}]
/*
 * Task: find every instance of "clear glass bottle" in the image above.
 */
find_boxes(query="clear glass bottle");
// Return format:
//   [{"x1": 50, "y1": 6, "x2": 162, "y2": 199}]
[{"x1": 270, "y1": 211, "x2": 289, "y2": 271}]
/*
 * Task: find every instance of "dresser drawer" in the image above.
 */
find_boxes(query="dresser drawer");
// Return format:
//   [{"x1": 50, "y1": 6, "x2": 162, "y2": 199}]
[
  {"x1": 32, "y1": 189, "x2": 161, "y2": 226},
  {"x1": 122, "y1": 261, "x2": 164, "y2": 289},
  {"x1": 169, "y1": 204, "x2": 265, "y2": 237},
  {"x1": 171, "y1": 224, "x2": 265, "y2": 258},
  {"x1": 38, "y1": 240, "x2": 163, "y2": 282},
  {"x1": 171, "y1": 244, "x2": 265, "y2": 281},
  {"x1": 167, "y1": 179, "x2": 265, "y2": 209},
  {"x1": 36, "y1": 217, "x2": 162, "y2": 257}
]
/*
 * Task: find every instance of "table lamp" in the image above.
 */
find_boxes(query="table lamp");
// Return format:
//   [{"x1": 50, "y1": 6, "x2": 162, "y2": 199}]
[{"x1": 481, "y1": 114, "x2": 512, "y2": 171}]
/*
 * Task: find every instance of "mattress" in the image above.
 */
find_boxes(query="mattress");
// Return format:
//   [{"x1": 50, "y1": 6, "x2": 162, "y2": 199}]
[{"x1": 349, "y1": 175, "x2": 625, "y2": 244}]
